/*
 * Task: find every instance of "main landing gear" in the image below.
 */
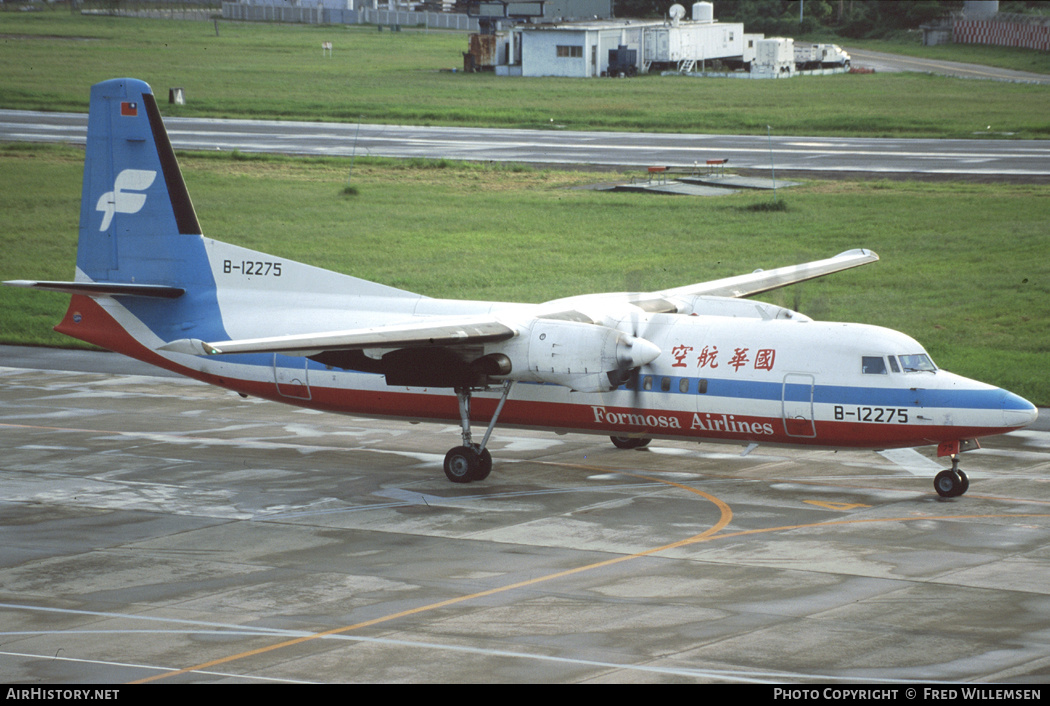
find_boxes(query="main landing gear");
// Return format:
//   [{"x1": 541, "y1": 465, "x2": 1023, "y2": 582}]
[
  {"x1": 610, "y1": 435, "x2": 651, "y2": 450},
  {"x1": 443, "y1": 381, "x2": 514, "y2": 484},
  {"x1": 934, "y1": 455, "x2": 970, "y2": 498}
]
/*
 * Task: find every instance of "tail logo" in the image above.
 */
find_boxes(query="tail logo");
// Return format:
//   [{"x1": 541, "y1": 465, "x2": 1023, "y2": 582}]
[{"x1": 96, "y1": 169, "x2": 157, "y2": 231}]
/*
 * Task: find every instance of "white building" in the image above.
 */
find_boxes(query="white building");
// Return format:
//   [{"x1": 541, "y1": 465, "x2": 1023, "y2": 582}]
[{"x1": 512, "y1": 2, "x2": 745, "y2": 78}]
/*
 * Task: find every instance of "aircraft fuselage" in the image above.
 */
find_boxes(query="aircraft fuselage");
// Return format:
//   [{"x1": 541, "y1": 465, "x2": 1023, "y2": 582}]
[{"x1": 58, "y1": 291, "x2": 1035, "y2": 455}]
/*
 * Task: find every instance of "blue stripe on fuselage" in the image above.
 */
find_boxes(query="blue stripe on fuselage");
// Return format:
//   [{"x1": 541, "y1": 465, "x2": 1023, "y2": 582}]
[{"x1": 611, "y1": 375, "x2": 1017, "y2": 411}]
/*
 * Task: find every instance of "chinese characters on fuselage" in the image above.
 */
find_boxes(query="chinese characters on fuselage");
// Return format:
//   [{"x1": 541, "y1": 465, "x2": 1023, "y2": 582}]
[{"x1": 671, "y1": 344, "x2": 776, "y2": 372}]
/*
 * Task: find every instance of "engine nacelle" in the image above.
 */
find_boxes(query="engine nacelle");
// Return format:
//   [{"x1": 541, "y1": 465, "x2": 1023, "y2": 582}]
[{"x1": 494, "y1": 318, "x2": 660, "y2": 392}]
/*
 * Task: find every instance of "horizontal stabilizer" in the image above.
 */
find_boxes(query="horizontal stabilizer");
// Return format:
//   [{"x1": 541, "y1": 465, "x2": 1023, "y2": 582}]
[{"x1": 4, "y1": 280, "x2": 185, "y2": 299}]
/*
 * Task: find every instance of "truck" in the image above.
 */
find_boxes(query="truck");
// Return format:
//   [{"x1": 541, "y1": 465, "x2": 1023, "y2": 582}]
[
  {"x1": 751, "y1": 37, "x2": 795, "y2": 77},
  {"x1": 793, "y1": 43, "x2": 850, "y2": 70}
]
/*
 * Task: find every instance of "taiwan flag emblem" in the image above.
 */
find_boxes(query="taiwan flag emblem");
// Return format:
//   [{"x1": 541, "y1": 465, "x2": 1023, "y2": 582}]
[{"x1": 120, "y1": 101, "x2": 138, "y2": 117}]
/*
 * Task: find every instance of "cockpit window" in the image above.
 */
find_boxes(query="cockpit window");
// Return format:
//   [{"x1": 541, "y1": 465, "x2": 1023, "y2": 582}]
[
  {"x1": 862, "y1": 356, "x2": 888, "y2": 374},
  {"x1": 888, "y1": 356, "x2": 900, "y2": 373},
  {"x1": 899, "y1": 354, "x2": 936, "y2": 372}
]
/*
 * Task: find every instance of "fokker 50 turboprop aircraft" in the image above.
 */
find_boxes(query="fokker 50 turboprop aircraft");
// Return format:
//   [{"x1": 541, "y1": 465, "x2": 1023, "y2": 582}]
[{"x1": 6, "y1": 79, "x2": 1039, "y2": 497}]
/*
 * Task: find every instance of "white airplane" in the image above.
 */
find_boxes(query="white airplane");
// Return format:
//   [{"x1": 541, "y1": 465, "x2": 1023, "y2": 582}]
[{"x1": 6, "y1": 79, "x2": 1038, "y2": 497}]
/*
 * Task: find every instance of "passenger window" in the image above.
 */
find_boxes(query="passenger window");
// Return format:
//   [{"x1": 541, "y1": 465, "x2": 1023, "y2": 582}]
[
  {"x1": 697, "y1": 379, "x2": 708, "y2": 394},
  {"x1": 643, "y1": 375, "x2": 653, "y2": 391},
  {"x1": 661, "y1": 377, "x2": 671, "y2": 392},
  {"x1": 862, "y1": 356, "x2": 887, "y2": 374},
  {"x1": 679, "y1": 379, "x2": 690, "y2": 393}
]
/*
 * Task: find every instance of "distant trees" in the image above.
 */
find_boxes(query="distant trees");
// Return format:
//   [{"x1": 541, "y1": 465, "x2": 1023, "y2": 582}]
[{"x1": 612, "y1": 1, "x2": 1050, "y2": 38}]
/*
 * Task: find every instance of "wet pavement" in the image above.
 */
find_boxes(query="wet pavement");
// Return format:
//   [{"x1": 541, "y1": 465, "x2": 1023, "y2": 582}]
[{"x1": 1, "y1": 357, "x2": 1048, "y2": 683}]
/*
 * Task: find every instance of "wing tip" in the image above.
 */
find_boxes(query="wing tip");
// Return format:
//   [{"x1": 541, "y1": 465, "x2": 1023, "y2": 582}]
[{"x1": 835, "y1": 248, "x2": 880, "y2": 262}]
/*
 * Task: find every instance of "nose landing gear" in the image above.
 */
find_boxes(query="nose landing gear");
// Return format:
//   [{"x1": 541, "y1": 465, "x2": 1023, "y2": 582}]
[{"x1": 934, "y1": 455, "x2": 969, "y2": 498}]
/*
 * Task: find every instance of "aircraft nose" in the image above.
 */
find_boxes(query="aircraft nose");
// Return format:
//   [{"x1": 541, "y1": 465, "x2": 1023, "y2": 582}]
[{"x1": 1001, "y1": 389, "x2": 1039, "y2": 429}]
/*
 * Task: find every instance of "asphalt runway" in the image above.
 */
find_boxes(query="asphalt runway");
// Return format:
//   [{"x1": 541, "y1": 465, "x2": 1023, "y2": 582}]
[
  {"x1": 2, "y1": 348, "x2": 1049, "y2": 683},
  {"x1": 4, "y1": 45, "x2": 1049, "y2": 179},
  {"x1": 4, "y1": 110, "x2": 1050, "y2": 178}
]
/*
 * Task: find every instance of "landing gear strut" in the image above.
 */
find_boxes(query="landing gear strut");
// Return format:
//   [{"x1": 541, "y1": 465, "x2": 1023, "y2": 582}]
[
  {"x1": 934, "y1": 455, "x2": 969, "y2": 498},
  {"x1": 443, "y1": 381, "x2": 513, "y2": 483}
]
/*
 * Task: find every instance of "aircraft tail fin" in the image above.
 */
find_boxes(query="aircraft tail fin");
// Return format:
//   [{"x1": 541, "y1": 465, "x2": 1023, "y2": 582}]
[{"x1": 77, "y1": 78, "x2": 206, "y2": 285}]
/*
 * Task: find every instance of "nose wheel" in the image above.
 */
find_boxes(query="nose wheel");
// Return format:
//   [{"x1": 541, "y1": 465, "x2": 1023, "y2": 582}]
[{"x1": 934, "y1": 456, "x2": 969, "y2": 498}]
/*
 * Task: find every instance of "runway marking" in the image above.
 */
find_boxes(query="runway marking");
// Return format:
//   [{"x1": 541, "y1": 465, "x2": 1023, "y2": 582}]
[
  {"x1": 0, "y1": 633, "x2": 909, "y2": 685},
  {"x1": 0, "y1": 648, "x2": 316, "y2": 684},
  {"x1": 0, "y1": 604, "x2": 808, "y2": 684},
  {"x1": 804, "y1": 500, "x2": 871, "y2": 511}
]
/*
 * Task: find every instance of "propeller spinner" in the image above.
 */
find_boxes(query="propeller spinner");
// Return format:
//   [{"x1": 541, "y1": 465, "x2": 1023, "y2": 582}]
[
  {"x1": 616, "y1": 334, "x2": 661, "y2": 370},
  {"x1": 608, "y1": 333, "x2": 661, "y2": 389}
]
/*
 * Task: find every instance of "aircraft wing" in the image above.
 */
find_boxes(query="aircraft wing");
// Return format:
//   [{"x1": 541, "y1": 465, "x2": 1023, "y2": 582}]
[
  {"x1": 160, "y1": 317, "x2": 517, "y2": 356},
  {"x1": 658, "y1": 248, "x2": 879, "y2": 300},
  {"x1": 535, "y1": 249, "x2": 879, "y2": 317}
]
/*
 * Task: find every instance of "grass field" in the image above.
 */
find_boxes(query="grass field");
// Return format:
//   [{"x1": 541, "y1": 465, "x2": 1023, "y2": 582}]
[
  {"x1": 2, "y1": 14, "x2": 1050, "y2": 138},
  {"x1": 2, "y1": 144, "x2": 1047, "y2": 403}
]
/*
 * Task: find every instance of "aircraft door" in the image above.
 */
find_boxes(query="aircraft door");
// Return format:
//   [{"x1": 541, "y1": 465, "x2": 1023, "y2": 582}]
[
  {"x1": 274, "y1": 353, "x2": 312, "y2": 400},
  {"x1": 782, "y1": 373, "x2": 816, "y2": 438}
]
